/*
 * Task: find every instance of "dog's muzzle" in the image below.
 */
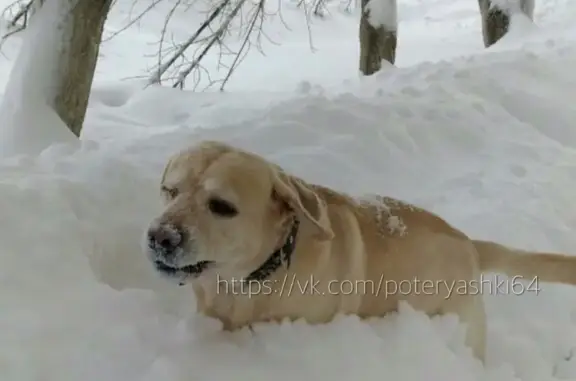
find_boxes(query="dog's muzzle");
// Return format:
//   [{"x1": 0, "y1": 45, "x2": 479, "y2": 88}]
[
  {"x1": 147, "y1": 223, "x2": 183, "y2": 257},
  {"x1": 146, "y1": 223, "x2": 213, "y2": 282}
]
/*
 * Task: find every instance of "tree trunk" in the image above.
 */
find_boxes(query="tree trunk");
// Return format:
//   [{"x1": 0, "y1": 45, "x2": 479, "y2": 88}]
[
  {"x1": 53, "y1": 0, "x2": 112, "y2": 137},
  {"x1": 478, "y1": 0, "x2": 534, "y2": 48},
  {"x1": 358, "y1": 0, "x2": 397, "y2": 76}
]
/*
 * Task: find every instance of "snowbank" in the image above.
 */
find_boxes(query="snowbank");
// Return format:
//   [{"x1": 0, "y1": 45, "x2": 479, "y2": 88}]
[
  {"x1": 0, "y1": 0, "x2": 79, "y2": 157},
  {"x1": 2, "y1": 0, "x2": 576, "y2": 379},
  {"x1": 1, "y1": 35, "x2": 576, "y2": 380}
]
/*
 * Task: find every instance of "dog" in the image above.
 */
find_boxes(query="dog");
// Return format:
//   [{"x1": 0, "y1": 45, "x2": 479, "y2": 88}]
[{"x1": 144, "y1": 139, "x2": 576, "y2": 363}]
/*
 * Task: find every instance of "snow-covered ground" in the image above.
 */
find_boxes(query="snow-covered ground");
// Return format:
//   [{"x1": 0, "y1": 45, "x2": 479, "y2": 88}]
[{"x1": 2, "y1": 0, "x2": 576, "y2": 380}]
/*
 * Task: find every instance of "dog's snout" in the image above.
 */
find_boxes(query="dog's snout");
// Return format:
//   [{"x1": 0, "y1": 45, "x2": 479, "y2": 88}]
[{"x1": 148, "y1": 224, "x2": 183, "y2": 254}]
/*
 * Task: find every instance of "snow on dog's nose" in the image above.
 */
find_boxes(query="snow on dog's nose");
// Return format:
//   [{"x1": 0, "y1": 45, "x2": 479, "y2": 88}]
[{"x1": 147, "y1": 223, "x2": 183, "y2": 256}]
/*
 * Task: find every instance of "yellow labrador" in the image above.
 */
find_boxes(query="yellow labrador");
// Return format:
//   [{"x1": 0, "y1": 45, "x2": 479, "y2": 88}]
[{"x1": 144, "y1": 140, "x2": 576, "y2": 363}]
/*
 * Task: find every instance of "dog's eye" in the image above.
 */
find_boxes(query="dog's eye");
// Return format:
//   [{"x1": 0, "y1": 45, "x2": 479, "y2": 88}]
[
  {"x1": 161, "y1": 186, "x2": 178, "y2": 199},
  {"x1": 208, "y1": 198, "x2": 238, "y2": 217}
]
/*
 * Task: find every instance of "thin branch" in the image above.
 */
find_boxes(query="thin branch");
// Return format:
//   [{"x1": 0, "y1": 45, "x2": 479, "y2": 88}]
[
  {"x1": 172, "y1": 0, "x2": 248, "y2": 89},
  {"x1": 219, "y1": 0, "x2": 263, "y2": 90},
  {"x1": 148, "y1": 0, "x2": 232, "y2": 86},
  {"x1": 0, "y1": 0, "x2": 44, "y2": 49},
  {"x1": 156, "y1": 0, "x2": 185, "y2": 85},
  {"x1": 8, "y1": 1, "x2": 31, "y2": 27}
]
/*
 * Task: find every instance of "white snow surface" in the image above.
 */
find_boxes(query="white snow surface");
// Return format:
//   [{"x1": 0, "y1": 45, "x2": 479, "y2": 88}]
[
  {"x1": 491, "y1": 0, "x2": 535, "y2": 16},
  {"x1": 366, "y1": 0, "x2": 397, "y2": 30},
  {"x1": 0, "y1": 0, "x2": 79, "y2": 157},
  {"x1": 2, "y1": 0, "x2": 576, "y2": 380}
]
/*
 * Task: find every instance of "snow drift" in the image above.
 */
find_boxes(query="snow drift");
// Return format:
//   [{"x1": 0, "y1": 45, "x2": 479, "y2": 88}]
[
  {"x1": 2, "y1": 0, "x2": 576, "y2": 380},
  {"x1": 2, "y1": 42, "x2": 576, "y2": 380}
]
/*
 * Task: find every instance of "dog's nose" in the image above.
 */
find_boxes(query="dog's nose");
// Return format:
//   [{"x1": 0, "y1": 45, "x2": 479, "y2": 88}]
[{"x1": 147, "y1": 224, "x2": 183, "y2": 254}]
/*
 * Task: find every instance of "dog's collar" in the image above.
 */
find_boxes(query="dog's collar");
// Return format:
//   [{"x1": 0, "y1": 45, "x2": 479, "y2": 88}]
[{"x1": 244, "y1": 218, "x2": 300, "y2": 282}]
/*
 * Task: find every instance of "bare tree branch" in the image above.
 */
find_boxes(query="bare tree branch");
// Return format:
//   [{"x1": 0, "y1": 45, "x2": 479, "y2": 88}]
[
  {"x1": 0, "y1": 0, "x2": 45, "y2": 52},
  {"x1": 172, "y1": 0, "x2": 247, "y2": 89},
  {"x1": 147, "y1": 0, "x2": 325, "y2": 91},
  {"x1": 1, "y1": 0, "x2": 39, "y2": 38},
  {"x1": 0, "y1": 0, "x2": 333, "y2": 93},
  {"x1": 148, "y1": 0, "x2": 232, "y2": 86},
  {"x1": 219, "y1": 0, "x2": 263, "y2": 90}
]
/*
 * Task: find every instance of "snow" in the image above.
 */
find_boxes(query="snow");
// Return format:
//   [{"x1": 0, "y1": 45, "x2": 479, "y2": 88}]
[
  {"x1": 366, "y1": 0, "x2": 397, "y2": 30},
  {"x1": 491, "y1": 0, "x2": 535, "y2": 16},
  {"x1": 0, "y1": 0, "x2": 79, "y2": 157},
  {"x1": 2, "y1": 0, "x2": 576, "y2": 380}
]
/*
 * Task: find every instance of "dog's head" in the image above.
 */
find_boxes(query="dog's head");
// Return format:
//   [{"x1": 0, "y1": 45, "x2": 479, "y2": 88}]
[{"x1": 144, "y1": 141, "x2": 334, "y2": 285}]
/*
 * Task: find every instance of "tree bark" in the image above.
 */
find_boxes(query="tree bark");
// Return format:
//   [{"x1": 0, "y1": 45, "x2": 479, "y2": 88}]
[
  {"x1": 478, "y1": 0, "x2": 534, "y2": 48},
  {"x1": 53, "y1": 0, "x2": 112, "y2": 137},
  {"x1": 358, "y1": 0, "x2": 397, "y2": 76}
]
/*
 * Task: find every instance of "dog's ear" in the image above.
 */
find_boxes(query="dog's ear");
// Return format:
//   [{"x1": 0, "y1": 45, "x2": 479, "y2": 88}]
[{"x1": 272, "y1": 170, "x2": 334, "y2": 241}]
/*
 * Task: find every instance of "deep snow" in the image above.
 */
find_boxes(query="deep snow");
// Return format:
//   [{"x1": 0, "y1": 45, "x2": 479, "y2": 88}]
[
  {"x1": 0, "y1": 0, "x2": 79, "y2": 157},
  {"x1": 2, "y1": 0, "x2": 576, "y2": 380}
]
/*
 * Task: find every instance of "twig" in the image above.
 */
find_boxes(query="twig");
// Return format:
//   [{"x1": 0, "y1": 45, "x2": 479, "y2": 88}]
[
  {"x1": 148, "y1": 0, "x2": 232, "y2": 86},
  {"x1": 219, "y1": 0, "x2": 263, "y2": 90},
  {"x1": 172, "y1": 0, "x2": 248, "y2": 89}
]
